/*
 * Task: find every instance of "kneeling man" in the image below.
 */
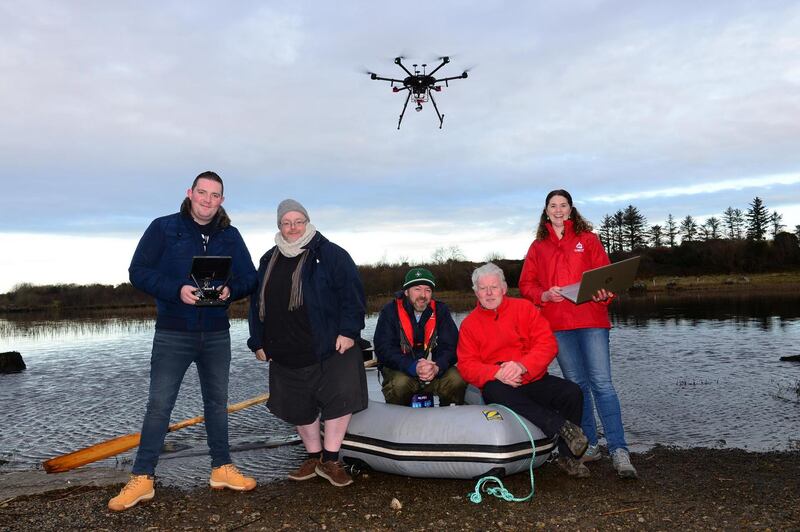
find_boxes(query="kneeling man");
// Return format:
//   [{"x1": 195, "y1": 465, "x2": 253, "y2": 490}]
[
  {"x1": 457, "y1": 263, "x2": 591, "y2": 477},
  {"x1": 374, "y1": 267, "x2": 467, "y2": 406}
]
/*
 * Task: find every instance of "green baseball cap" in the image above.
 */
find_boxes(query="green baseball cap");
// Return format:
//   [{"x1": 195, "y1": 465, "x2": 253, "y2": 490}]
[{"x1": 403, "y1": 267, "x2": 436, "y2": 289}]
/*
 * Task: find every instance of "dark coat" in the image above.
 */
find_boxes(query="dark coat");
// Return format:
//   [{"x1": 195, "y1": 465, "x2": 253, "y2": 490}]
[
  {"x1": 129, "y1": 203, "x2": 258, "y2": 332},
  {"x1": 373, "y1": 292, "x2": 459, "y2": 377},
  {"x1": 247, "y1": 232, "x2": 366, "y2": 361}
]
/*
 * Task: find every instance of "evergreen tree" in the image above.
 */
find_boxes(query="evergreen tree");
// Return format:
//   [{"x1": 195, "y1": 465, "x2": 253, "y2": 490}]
[
  {"x1": 746, "y1": 197, "x2": 769, "y2": 240},
  {"x1": 622, "y1": 205, "x2": 648, "y2": 250},
  {"x1": 680, "y1": 215, "x2": 698, "y2": 242},
  {"x1": 769, "y1": 211, "x2": 785, "y2": 238},
  {"x1": 699, "y1": 222, "x2": 710, "y2": 241},
  {"x1": 665, "y1": 214, "x2": 678, "y2": 247},
  {"x1": 795, "y1": 225, "x2": 800, "y2": 240},
  {"x1": 612, "y1": 210, "x2": 625, "y2": 253},
  {"x1": 723, "y1": 207, "x2": 744, "y2": 239},
  {"x1": 701, "y1": 216, "x2": 721, "y2": 240},
  {"x1": 598, "y1": 214, "x2": 614, "y2": 253},
  {"x1": 649, "y1": 224, "x2": 664, "y2": 247}
]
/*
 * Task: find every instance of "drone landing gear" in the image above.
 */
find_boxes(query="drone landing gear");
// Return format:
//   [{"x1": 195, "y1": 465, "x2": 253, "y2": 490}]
[
  {"x1": 428, "y1": 89, "x2": 444, "y2": 129},
  {"x1": 397, "y1": 89, "x2": 412, "y2": 130}
]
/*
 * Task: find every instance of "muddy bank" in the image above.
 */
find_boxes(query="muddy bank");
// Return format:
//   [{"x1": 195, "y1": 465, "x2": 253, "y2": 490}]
[{"x1": 1, "y1": 446, "x2": 798, "y2": 531}]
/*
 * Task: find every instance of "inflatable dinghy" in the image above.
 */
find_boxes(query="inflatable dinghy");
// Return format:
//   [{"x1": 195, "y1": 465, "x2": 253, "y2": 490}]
[{"x1": 340, "y1": 400, "x2": 557, "y2": 479}]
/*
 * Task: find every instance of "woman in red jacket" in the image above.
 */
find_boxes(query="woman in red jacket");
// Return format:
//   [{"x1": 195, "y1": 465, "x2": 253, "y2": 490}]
[{"x1": 519, "y1": 189, "x2": 637, "y2": 479}]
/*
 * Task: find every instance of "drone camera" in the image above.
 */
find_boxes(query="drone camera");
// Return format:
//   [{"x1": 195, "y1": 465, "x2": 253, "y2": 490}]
[{"x1": 415, "y1": 104, "x2": 423, "y2": 112}]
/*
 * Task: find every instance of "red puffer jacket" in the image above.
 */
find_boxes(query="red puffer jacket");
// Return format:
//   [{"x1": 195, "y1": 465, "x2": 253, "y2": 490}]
[
  {"x1": 518, "y1": 220, "x2": 612, "y2": 332},
  {"x1": 457, "y1": 296, "x2": 558, "y2": 389}
]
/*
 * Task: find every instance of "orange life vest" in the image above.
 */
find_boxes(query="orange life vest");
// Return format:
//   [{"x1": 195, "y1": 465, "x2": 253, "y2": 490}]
[{"x1": 396, "y1": 298, "x2": 437, "y2": 356}]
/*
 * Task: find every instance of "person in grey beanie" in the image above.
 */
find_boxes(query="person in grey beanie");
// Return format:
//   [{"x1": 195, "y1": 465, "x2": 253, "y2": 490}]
[{"x1": 248, "y1": 199, "x2": 368, "y2": 487}]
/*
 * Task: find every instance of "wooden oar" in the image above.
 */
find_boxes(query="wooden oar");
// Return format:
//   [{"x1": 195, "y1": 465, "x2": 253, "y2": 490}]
[{"x1": 43, "y1": 393, "x2": 269, "y2": 474}]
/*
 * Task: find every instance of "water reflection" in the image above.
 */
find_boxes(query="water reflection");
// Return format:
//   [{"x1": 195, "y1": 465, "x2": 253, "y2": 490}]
[
  {"x1": 0, "y1": 317, "x2": 154, "y2": 347},
  {"x1": 613, "y1": 292, "x2": 799, "y2": 330}
]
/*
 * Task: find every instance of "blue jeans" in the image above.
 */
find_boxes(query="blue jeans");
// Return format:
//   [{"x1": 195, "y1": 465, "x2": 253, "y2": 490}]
[
  {"x1": 554, "y1": 328, "x2": 629, "y2": 453},
  {"x1": 132, "y1": 329, "x2": 232, "y2": 475}
]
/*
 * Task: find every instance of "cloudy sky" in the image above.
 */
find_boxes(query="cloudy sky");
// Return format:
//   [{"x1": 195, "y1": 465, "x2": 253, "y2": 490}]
[{"x1": 1, "y1": 1, "x2": 799, "y2": 293}]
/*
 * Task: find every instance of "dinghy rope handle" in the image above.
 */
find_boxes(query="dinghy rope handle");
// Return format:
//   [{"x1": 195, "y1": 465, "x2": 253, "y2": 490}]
[{"x1": 468, "y1": 403, "x2": 536, "y2": 504}]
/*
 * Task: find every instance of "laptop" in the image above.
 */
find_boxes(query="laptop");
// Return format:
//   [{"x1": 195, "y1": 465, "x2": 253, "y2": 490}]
[{"x1": 559, "y1": 256, "x2": 641, "y2": 304}]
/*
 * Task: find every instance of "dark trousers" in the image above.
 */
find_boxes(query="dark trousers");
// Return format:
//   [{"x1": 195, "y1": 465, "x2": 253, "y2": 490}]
[
  {"x1": 483, "y1": 373, "x2": 584, "y2": 458},
  {"x1": 133, "y1": 329, "x2": 232, "y2": 475},
  {"x1": 380, "y1": 366, "x2": 467, "y2": 406}
]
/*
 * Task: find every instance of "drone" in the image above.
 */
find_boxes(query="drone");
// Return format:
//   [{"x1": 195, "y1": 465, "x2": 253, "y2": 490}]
[{"x1": 367, "y1": 56, "x2": 469, "y2": 129}]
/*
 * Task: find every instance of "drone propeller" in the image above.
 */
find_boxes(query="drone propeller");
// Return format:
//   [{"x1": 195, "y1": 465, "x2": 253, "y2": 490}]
[
  {"x1": 358, "y1": 67, "x2": 380, "y2": 81},
  {"x1": 391, "y1": 51, "x2": 411, "y2": 61}
]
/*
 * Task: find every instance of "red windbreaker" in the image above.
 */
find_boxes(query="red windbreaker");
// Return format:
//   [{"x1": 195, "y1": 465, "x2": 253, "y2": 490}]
[
  {"x1": 518, "y1": 220, "x2": 612, "y2": 332},
  {"x1": 457, "y1": 296, "x2": 558, "y2": 389}
]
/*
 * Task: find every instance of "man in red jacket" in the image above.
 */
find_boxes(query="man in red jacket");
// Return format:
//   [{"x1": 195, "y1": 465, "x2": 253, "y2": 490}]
[{"x1": 457, "y1": 262, "x2": 591, "y2": 477}]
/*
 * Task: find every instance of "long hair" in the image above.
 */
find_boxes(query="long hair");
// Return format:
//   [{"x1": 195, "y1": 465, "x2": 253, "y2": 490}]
[{"x1": 535, "y1": 189, "x2": 593, "y2": 240}]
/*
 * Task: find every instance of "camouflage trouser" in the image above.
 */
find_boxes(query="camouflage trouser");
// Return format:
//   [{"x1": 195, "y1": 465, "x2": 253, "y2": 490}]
[{"x1": 380, "y1": 366, "x2": 467, "y2": 406}]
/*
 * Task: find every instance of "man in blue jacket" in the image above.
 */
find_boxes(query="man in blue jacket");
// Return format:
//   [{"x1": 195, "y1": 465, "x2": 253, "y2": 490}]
[
  {"x1": 109, "y1": 171, "x2": 258, "y2": 512},
  {"x1": 374, "y1": 267, "x2": 466, "y2": 406}
]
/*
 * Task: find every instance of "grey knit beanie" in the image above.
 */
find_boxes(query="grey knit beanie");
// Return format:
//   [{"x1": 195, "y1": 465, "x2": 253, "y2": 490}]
[{"x1": 277, "y1": 199, "x2": 310, "y2": 227}]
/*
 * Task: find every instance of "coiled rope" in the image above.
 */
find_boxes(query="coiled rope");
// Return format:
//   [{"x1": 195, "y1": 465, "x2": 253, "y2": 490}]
[{"x1": 468, "y1": 403, "x2": 537, "y2": 504}]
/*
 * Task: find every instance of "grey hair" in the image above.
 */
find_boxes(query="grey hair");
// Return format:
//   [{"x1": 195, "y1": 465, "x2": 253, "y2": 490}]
[{"x1": 471, "y1": 262, "x2": 507, "y2": 291}]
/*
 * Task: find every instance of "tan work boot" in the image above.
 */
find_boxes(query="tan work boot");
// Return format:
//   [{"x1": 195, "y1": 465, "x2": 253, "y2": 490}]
[
  {"x1": 209, "y1": 463, "x2": 256, "y2": 491},
  {"x1": 108, "y1": 474, "x2": 154, "y2": 512}
]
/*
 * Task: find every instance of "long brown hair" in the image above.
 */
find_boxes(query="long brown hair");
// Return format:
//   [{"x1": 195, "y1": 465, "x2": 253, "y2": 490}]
[{"x1": 535, "y1": 189, "x2": 593, "y2": 240}]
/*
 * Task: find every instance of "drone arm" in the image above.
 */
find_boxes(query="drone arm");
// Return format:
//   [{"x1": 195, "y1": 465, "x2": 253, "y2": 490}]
[
  {"x1": 397, "y1": 90, "x2": 412, "y2": 130},
  {"x1": 394, "y1": 57, "x2": 415, "y2": 77},
  {"x1": 370, "y1": 74, "x2": 405, "y2": 84},
  {"x1": 426, "y1": 57, "x2": 450, "y2": 77},
  {"x1": 427, "y1": 88, "x2": 445, "y2": 129},
  {"x1": 434, "y1": 72, "x2": 468, "y2": 84}
]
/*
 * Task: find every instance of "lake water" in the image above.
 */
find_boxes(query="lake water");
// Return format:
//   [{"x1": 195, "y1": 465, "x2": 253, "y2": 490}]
[{"x1": 1, "y1": 293, "x2": 798, "y2": 487}]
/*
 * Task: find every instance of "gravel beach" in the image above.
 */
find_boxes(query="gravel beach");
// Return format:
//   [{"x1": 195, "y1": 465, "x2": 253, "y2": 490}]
[{"x1": 1, "y1": 446, "x2": 798, "y2": 531}]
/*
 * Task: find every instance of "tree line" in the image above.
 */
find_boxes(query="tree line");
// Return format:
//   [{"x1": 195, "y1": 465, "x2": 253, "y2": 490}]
[
  {"x1": 597, "y1": 196, "x2": 793, "y2": 252},
  {"x1": 592, "y1": 196, "x2": 800, "y2": 276},
  {"x1": 2, "y1": 195, "x2": 798, "y2": 311}
]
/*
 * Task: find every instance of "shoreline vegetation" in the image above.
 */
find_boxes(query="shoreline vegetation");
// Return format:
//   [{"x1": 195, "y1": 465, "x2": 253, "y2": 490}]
[{"x1": 1, "y1": 270, "x2": 799, "y2": 317}]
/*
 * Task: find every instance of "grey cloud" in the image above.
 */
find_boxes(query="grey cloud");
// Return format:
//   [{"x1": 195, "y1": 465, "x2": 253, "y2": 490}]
[{"x1": 0, "y1": 1, "x2": 799, "y2": 239}]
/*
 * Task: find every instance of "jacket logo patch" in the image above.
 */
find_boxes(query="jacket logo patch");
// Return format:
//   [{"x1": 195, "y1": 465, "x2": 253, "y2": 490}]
[
  {"x1": 575, "y1": 242, "x2": 584, "y2": 253},
  {"x1": 483, "y1": 410, "x2": 504, "y2": 421}
]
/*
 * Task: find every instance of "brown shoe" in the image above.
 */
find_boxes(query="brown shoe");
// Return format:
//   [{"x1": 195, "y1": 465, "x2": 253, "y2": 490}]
[
  {"x1": 315, "y1": 460, "x2": 353, "y2": 487},
  {"x1": 287, "y1": 457, "x2": 319, "y2": 481},
  {"x1": 108, "y1": 474, "x2": 154, "y2": 512},
  {"x1": 209, "y1": 463, "x2": 256, "y2": 491}
]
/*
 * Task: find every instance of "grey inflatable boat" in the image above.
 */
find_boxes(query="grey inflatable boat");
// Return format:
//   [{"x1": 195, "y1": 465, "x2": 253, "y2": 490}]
[{"x1": 340, "y1": 398, "x2": 557, "y2": 479}]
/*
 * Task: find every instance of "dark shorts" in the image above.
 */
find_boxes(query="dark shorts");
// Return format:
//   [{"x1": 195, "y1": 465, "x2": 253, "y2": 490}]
[{"x1": 267, "y1": 345, "x2": 368, "y2": 426}]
